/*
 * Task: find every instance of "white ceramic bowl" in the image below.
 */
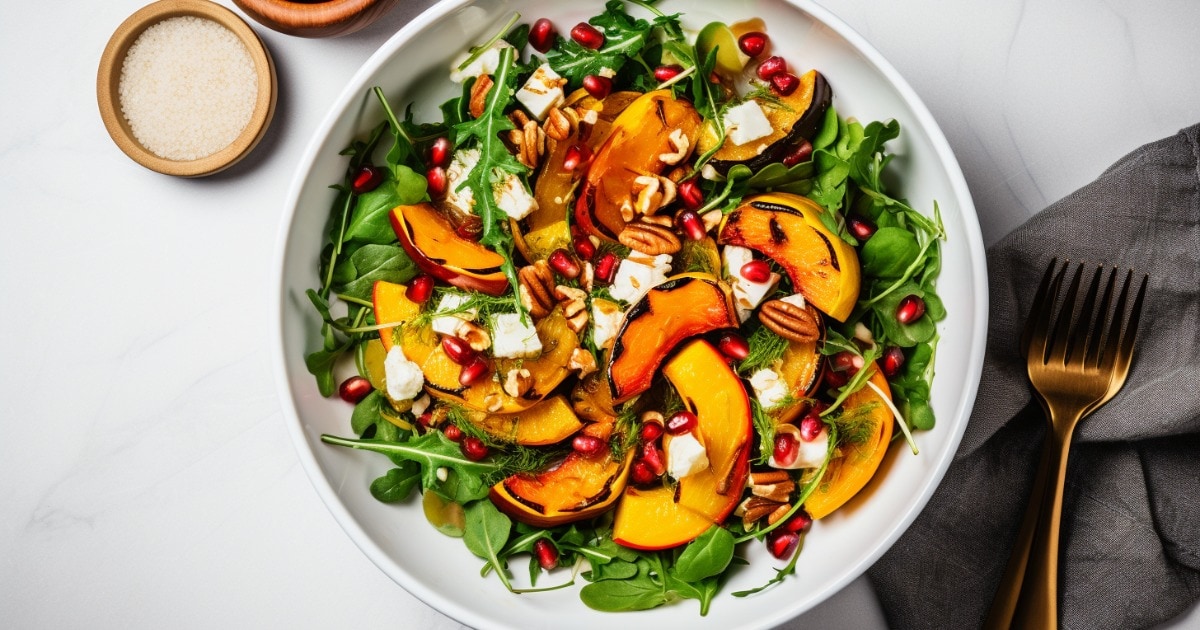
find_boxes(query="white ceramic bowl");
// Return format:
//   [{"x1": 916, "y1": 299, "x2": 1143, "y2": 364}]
[{"x1": 272, "y1": 1, "x2": 988, "y2": 628}]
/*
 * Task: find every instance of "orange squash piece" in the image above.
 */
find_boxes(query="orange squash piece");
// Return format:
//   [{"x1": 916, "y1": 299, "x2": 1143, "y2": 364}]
[
  {"x1": 804, "y1": 363, "x2": 895, "y2": 519},
  {"x1": 465, "y1": 395, "x2": 584, "y2": 446},
  {"x1": 371, "y1": 280, "x2": 423, "y2": 351},
  {"x1": 490, "y1": 449, "x2": 634, "y2": 528},
  {"x1": 390, "y1": 202, "x2": 508, "y2": 295}
]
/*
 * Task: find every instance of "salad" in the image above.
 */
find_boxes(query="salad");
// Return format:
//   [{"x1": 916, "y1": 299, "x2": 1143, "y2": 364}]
[{"x1": 304, "y1": 0, "x2": 945, "y2": 615}]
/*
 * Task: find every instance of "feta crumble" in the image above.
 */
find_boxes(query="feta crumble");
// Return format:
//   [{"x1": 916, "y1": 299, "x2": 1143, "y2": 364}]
[
  {"x1": 749, "y1": 368, "x2": 789, "y2": 409},
  {"x1": 724, "y1": 100, "x2": 774, "y2": 146},
  {"x1": 490, "y1": 312, "x2": 543, "y2": 359},
  {"x1": 724, "y1": 245, "x2": 781, "y2": 321},
  {"x1": 430, "y1": 293, "x2": 478, "y2": 337},
  {"x1": 515, "y1": 63, "x2": 565, "y2": 120},
  {"x1": 667, "y1": 433, "x2": 710, "y2": 480},
  {"x1": 449, "y1": 40, "x2": 514, "y2": 83},
  {"x1": 609, "y1": 253, "x2": 672, "y2": 303},
  {"x1": 384, "y1": 346, "x2": 424, "y2": 401}
]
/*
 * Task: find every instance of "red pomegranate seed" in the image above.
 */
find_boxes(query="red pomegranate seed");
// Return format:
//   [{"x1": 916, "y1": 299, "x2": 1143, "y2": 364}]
[
  {"x1": 455, "y1": 215, "x2": 482, "y2": 241},
  {"x1": 847, "y1": 214, "x2": 877, "y2": 241},
  {"x1": 640, "y1": 420, "x2": 663, "y2": 443},
  {"x1": 824, "y1": 368, "x2": 849, "y2": 388},
  {"x1": 441, "y1": 335, "x2": 476, "y2": 365},
  {"x1": 630, "y1": 460, "x2": 656, "y2": 485},
  {"x1": 582, "y1": 74, "x2": 613, "y2": 99},
  {"x1": 767, "y1": 530, "x2": 800, "y2": 559},
  {"x1": 882, "y1": 346, "x2": 906, "y2": 379},
  {"x1": 533, "y1": 539, "x2": 559, "y2": 570},
  {"x1": 773, "y1": 432, "x2": 799, "y2": 467},
  {"x1": 675, "y1": 210, "x2": 706, "y2": 241},
  {"x1": 781, "y1": 140, "x2": 813, "y2": 167},
  {"x1": 738, "y1": 32, "x2": 768, "y2": 57},
  {"x1": 830, "y1": 350, "x2": 863, "y2": 375},
  {"x1": 458, "y1": 355, "x2": 490, "y2": 386},
  {"x1": 665, "y1": 411, "x2": 698, "y2": 435},
  {"x1": 351, "y1": 165, "x2": 384, "y2": 194},
  {"x1": 405, "y1": 275, "x2": 434, "y2": 303},
  {"x1": 740, "y1": 259, "x2": 772, "y2": 283},
  {"x1": 548, "y1": 248, "x2": 581, "y2": 279},
  {"x1": 897, "y1": 294, "x2": 927, "y2": 324},
  {"x1": 678, "y1": 179, "x2": 704, "y2": 210},
  {"x1": 572, "y1": 434, "x2": 606, "y2": 455},
  {"x1": 461, "y1": 436, "x2": 489, "y2": 461},
  {"x1": 570, "y1": 22, "x2": 605, "y2": 49},
  {"x1": 573, "y1": 234, "x2": 596, "y2": 261},
  {"x1": 756, "y1": 56, "x2": 787, "y2": 80},
  {"x1": 426, "y1": 165, "x2": 447, "y2": 196},
  {"x1": 529, "y1": 18, "x2": 557, "y2": 53},
  {"x1": 417, "y1": 411, "x2": 433, "y2": 427},
  {"x1": 428, "y1": 137, "x2": 452, "y2": 168},
  {"x1": 443, "y1": 423, "x2": 463, "y2": 442},
  {"x1": 654, "y1": 64, "x2": 684, "y2": 82},
  {"x1": 717, "y1": 332, "x2": 750, "y2": 361},
  {"x1": 594, "y1": 252, "x2": 618, "y2": 285},
  {"x1": 338, "y1": 376, "x2": 372, "y2": 403},
  {"x1": 800, "y1": 416, "x2": 824, "y2": 441},
  {"x1": 781, "y1": 511, "x2": 812, "y2": 533},
  {"x1": 641, "y1": 441, "x2": 666, "y2": 476},
  {"x1": 561, "y1": 143, "x2": 592, "y2": 172},
  {"x1": 771, "y1": 72, "x2": 800, "y2": 96}
]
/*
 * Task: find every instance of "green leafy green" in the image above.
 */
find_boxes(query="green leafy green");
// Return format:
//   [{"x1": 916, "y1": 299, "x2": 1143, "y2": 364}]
[
  {"x1": 369, "y1": 463, "x2": 421, "y2": 502},
  {"x1": 673, "y1": 526, "x2": 735, "y2": 582},
  {"x1": 464, "y1": 500, "x2": 514, "y2": 591}
]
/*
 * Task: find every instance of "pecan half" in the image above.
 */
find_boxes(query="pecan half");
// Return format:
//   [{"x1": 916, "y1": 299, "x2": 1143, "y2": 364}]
[
  {"x1": 469, "y1": 74, "x2": 494, "y2": 119},
  {"x1": 544, "y1": 106, "x2": 577, "y2": 141},
  {"x1": 507, "y1": 117, "x2": 544, "y2": 169},
  {"x1": 739, "y1": 496, "x2": 787, "y2": 529},
  {"x1": 518, "y1": 260, "x2": 556, "y2": 319},
  {"x1": 618, "y1": 221, "x2": 682, "y2": 256},
  {"x1": 759, "y1": 299, "x2": 821, "y2": 343}
]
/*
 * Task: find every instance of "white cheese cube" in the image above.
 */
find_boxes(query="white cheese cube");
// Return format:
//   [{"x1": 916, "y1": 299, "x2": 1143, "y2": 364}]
[
  {"x1": 769, "y1": 426, "x2": 830, "y2": 470},
  {"x1": 724, "y1": 245, "x2": 780, "y2": 321},
  {"x1": 749, "y1": 368, "x2": 789, "y2": 409},
  {"x1": 430, "y1": 293, "x2": 478, "y2": 337},
  {"x1": 445, "y1": 148, "x2": 480, "y2": 215},
  {"x1": 724, "y1": 100, "x2": 774, "y2": 146},
  {"x1": 490, "y1": 312, "x2": 543, "y2": 359},
  {"x1": 515, "y1": 63, "x2": 565, "y2": 121},
  {"x1": 608, "y1": 254, "x2": 672, "y2": 303},
  {"x1": 667, "y1": 433, "x2": 710, "y2": 480},
  {"x1": 780, "y1": 293, "x2": 806, "y2": 309},
  {"x1": 384, "y1": 346, "x2": 424, "y2": 401},
  {"x1": 449, "y1": 40, "x2": 514, "y2": 83},
  {"x1": 494, "y1": 173, "x2": 538, "y2": 220},
  {"x1": 590, "y1": 299, "x2": 624, "y2": 351}
]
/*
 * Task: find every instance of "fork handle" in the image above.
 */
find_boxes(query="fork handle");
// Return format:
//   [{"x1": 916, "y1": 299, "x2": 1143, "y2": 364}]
[{"x1": 1010, "y1": 405, "x2": 1083, "y2": 629}]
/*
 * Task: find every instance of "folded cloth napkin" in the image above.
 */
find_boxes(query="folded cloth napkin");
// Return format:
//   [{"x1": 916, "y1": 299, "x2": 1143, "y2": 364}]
[{"x1": 867, "y1": 124, "x2": 1200, "y2": 628}]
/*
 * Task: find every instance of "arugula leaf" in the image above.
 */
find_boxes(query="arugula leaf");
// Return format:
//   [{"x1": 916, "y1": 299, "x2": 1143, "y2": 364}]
[
  {"x1": 545, "y1": 1, "x2": 656, "y2": 87},
  {"x1": 369, "y1": 463, "x2": 421, "y2": 502},
  {"x1": 464, "y1": 500, "x2": 515, "y2": 591},
  {"x1": 321, "y1": 431, "x2": 501, "y2": 491}
]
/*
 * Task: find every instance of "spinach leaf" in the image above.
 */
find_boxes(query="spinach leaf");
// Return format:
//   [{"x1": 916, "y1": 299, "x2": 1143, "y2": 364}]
[
  {"x1": 335, "y1": 243, "x2": 417, "y2": 301},
  {"x1": 464, "y1": 500, "x2": 514, "y2": 591},
  {"x1": 369, "y1": 463, "x2": 421, "y2": 502},
  {"x1": 673, "y1": 526, "x2": 735, "y2": 582},
  {"x1": 580, "y1": 558, "x2": 671, "y2": 612},
  {"x1": 584, "y1": 558, "x2": 639, "y2": 582},
  {"x1": 860, "y1": 227, "x2": 920, "y2": 279},
  {"x1": 342, "y1": 166, "x2": 427, "y2": 244}
]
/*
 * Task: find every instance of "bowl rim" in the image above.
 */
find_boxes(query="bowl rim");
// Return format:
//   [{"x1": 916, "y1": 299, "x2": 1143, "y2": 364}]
[
  {"x1": 270, "y1": 0, "x2": 988, "y2": 627},
  {"x1": 96, "y1": 0, "x2": 277, "y2": 177}
]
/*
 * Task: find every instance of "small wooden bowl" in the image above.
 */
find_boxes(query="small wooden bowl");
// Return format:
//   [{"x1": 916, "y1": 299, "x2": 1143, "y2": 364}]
[
  {"x1": 97, "y1": 0, "x2": 277, "y2": 177},
  {"x1": 233, "y1": 0, "x2": 402, "y2": 38}
]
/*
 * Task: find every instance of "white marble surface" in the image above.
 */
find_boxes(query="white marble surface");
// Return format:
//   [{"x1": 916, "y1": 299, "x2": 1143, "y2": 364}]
[{"x1": 2, "y1": 0, "x2": 1198, "y2": 628}]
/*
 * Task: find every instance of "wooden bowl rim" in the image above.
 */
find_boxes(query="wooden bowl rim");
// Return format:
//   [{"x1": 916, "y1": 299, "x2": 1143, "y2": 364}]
[
  {"x1": 96, "y1": 0, "x2": 278, "y2": 177},
  {"x1": 233, "y1": 0, "x2": 397, "y2": 37}
]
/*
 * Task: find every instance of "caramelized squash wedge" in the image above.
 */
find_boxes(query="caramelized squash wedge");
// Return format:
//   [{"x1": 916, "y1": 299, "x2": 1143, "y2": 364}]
[
  {"x1": 718, "y1": 192, "x2": 861, "y2": 321},
  {"x1": 490, "y1": 449, "x2": 634, "y2": 528},
  {"x1": 390, "y1": 202, "x2": 508, "y2": 295},
  {"x1": 465, "y1": 395, "x2": 584, "y2": 446},
  {"x1": 772, "y1": 325, "x2": 825, "y2": 424},
  {"x1": 607, "y1": 273, "x2": 738, "y2": 403}
]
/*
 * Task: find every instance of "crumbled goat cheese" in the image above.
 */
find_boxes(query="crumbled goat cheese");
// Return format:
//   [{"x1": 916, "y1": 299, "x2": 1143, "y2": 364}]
[
  {"x1": 667, "y1": 433, "x2": 710, "y2": 480},
  {"x1": 384, "y1": 346, "x2": 424, "y2": 401},
  {"x1": 724, "y1": 100, "x2": 774, "y2": 146},
  {"x1": 444, "y1": 148, "x2": 480, "y2": 215},
  {"x1": 723, "y1": 245, "x2": 780, "y2": 321},
  {"x1": 591, "y1": 299, "x2": 624, "y2": 351},
  {"x1": 609, "y1": 254, "x2": 672, "y2": 303},
  {"x1": 494, "y1": 172, "x2": 538, "y2": 220},
  {"x1": 490, "y1": 313, "x2": 543, "y2": 359},
  {"x1": 749, "y1": 368, "x2": 789, "y2": 409},
  {"x1": 770, "y1": 427, "x2": 830, "y2": 470},
  {"x1": 431, "y1": 293, "x2": 478, "y2": 337}
]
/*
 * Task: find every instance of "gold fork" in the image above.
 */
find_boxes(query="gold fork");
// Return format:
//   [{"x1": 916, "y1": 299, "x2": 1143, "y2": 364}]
[{"x1": 985, "y1": 259, "x2": 1147, "y2": 629}]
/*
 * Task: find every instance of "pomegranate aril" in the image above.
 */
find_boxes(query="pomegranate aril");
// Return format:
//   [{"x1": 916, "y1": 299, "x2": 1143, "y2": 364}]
[
  {"x1": 441, "y1": 335, "x2": 476, "y2": 365},
  {"x1": 548, "y1": 248, "x2": 581, "y2": 279},
  {"x1": 352, "y1": 165, "x2": 384, "y2": 194},
  {"x1": 338, "y1": 376, "x2": 372, "y2": 403},
  {"x1": 847, "y1": 214, "x2": 877, "y2": 241},
  {"x1": 582, "y1": 74, "x2": 613, "y2": 99},
  {"x1": 738, "y1": 32, "x2": 768, "y2": 57},
  {"x1": 570, "y1": 22, "x2": 605, "y2": 50},
  {"x1": 896, "y1": 294, "x2": 927, "y2": 324},
  {"x1": 428, "y1": 137, "x2": 452, "y2": 168},
  {"x1": 461, "y1": 436, "x2": 489, "y2": 461},
  {"x1": 640, "y1": 420, "x2": 663, "y2": 443},
  {"x1": 654, "y1": 64, "x2": 684, "y2": 82},
  {"x1": 573, "y1": 235, "x2": 596, "y2": 261},
  {"x1": 781, "y1": 140, "x2": 813, "y2": 167},
  {"x1": 427, "y1": 165, "x2": 448, "y2": 196},
  {"x1": 882, "y1": 346, "x2": 906, "y2": 379},
  {"x1": 562, "y1": 143, "x2": 592, "y2": 172},
  {"x1": 678, "y1": 179, "x2": 704, "y2": 210},
  {"x1": 830, "y1": 350, "x2": 863, "y2": 374},
  {"x1": 740, "y1": 259, "x2": 772, "y2": 283},
  {"x1": 630, "y1": 460, "x2": 656, "y2": 485},
  {"x1": 406, "y1": 274, "x2": 434, "y2": 303},
  {"x1": 767, "y1": 530, "x2": 800, "y2": 559},
  {"x1": 455, "y1": 216, "x2": 482, "y2": 242},
  {"x1": 717, "y1": 332, "x2": 750, "y2": 361},
  {"x1": 800, "y1": 416, "x2": 824, "y2": 441},
  {"x1": 594, "y1": 252, "x2": 618, "y2": 285},
  {"x1": 781, "y1": 511, "x2": 812, "y2": 533},
  {"x1": 773, "y1": 432, "x2": 799, "y2": 467},
  {"x1": 529, "y1": 18, "x2": 557, "y2": 53},
  {"x1": 533, "y1": 539, "x2": 559, "y2": 571},
  {"x1": 756, "y1": 55, "x2": 787, "y2": 80},
  {"x1": 641, "y1": 441, "x2": 666, "y2": 476},
  {"x1": 771, "y1": 72, "x2": 800, "y2": 96},
  {"x1": 417, "y1": 411, "x2": 433, "y2": 427},
  {"x1": 458, "y1": 355, "x2": 490, "y2": 386},
  {"x1": 824, "y1": 368, "x2": 849, "y2": 388},
  {"x1": 572, "y1": 434, "x2": 606, "y2": 455},
  {"x1": 443, "y1": 423, "x2": 463, "y2": 442},
  {"x1": 665, "y1": 410, "x2": 698, "y2": 435},
  {"x1": 675, "y1": 210, "x2": 706, "y2": 241}
]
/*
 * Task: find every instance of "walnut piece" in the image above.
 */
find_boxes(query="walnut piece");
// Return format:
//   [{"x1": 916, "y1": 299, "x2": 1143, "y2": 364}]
[
  {"x1": 618, "y1": 221, "x2": 682, "y2": 256},
  {"x1": 518, "y1": 260, "x2": 556, "y2": 319},
  {"x1": 502, "y1": 368, "x2": 533, "y2": 398},
  {"x1": 631, "y1": 174, "x2": 677, "y2": 216},
  {"x1": 759, "y1": 299, "x2": 821, "y2": 343},
  {"x1": 554, "y1": 285, "x2": 589, "y2": 333},
  {"x1": 658, "y1": 128, "x2": 691, "y2": 165},
  {"x1": 568, "y1": 348, "x2": 598, "y2": 377},
  {"x1": 454, "y1": 320, "x2": 491, "y2": 351}
]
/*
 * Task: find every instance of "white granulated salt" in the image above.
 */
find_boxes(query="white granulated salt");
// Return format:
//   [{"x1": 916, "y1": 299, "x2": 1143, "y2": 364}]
[{"x1": 119, "y1": 16, "x2": 258, "y2": 161}]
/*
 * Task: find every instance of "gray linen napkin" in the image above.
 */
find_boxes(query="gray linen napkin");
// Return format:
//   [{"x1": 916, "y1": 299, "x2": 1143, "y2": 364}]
[{"x1": 866, "y1": 125, "x2": 1200, "y2": 628}]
